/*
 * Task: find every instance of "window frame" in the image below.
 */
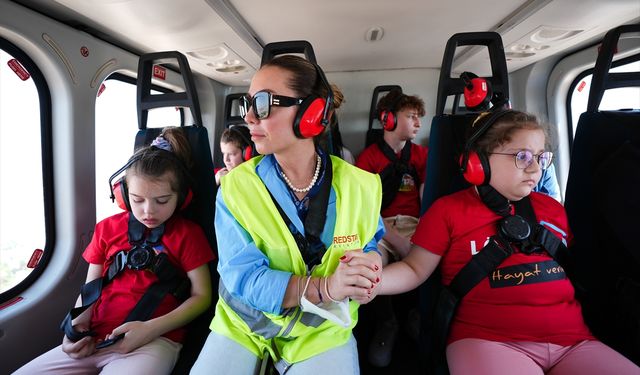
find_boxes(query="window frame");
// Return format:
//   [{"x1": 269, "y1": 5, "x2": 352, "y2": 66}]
[
  {"x1": 0, "y1": 37, "x2": 54, "y2": 305},
  {"x1": 104, "y1": 72, "x2": 185, "y2": 128},
  {"x1": 95, "y1": 72, "x2": 185, "y2": 222},
  {"x1": 565, "y1": 53, "x2": 640, "y2": 152}
]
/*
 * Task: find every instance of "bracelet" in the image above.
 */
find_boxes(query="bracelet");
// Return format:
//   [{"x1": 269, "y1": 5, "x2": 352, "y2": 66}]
[
  {"x1": 300, "y1": 276, "x2": 312, "y2": 305},
  {"x1": 324, "y1": 276, "x2": 340, "y2": 303},
  {"x1": 315, "y1": 277, "x2": 324, "y2": 304},
  {"x1": 296, "y1": 276, "x2": 302, "y2": 306}
]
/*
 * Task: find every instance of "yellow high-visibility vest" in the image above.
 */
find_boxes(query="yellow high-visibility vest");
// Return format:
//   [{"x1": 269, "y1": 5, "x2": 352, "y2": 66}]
[{"x1": 212, "y1": 155, "x2": 381, "y2": 365}]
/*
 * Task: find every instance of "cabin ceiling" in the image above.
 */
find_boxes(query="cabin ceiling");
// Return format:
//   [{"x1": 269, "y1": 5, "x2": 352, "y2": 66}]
[{"x1": 10, "y1": 0, "x2": 640, "y2": 86}]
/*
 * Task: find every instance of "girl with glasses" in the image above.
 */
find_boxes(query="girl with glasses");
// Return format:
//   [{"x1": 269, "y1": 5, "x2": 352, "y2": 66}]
[
  {"x1": 358, "y1": 110, "x2": 639, "y2": 374},
  {"x1": 191, "y1": 55, "x2": 383, "y2": 375}
]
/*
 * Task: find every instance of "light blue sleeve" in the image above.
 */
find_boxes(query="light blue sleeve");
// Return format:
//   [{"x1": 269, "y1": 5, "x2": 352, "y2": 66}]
[
  {"x1": 533, "y1": 163, "x2": 561, "y2": 201},
  {"x1": 215, "y1": 188, "x2": 291, "y2": 314},
  {"x1": 363, "y1": 216, "x2": 385, "y2": 254}
]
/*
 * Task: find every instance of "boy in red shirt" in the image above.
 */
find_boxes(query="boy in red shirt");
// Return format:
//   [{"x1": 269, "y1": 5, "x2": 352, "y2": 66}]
[{"x1": 355, "y1": 89, "x2": 427, "y2": 367}]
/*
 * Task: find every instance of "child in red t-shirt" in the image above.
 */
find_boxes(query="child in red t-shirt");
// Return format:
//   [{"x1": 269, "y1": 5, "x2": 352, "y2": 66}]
[
  {"x1": 355, "y1": 89, "x2": 427, "y2": 367},
  {"x1": 15, "y1": 128, "x2": 214, "y2": 375},
  {"x1": 364, "y1": 110, "x2": 639, "y2": 374}
]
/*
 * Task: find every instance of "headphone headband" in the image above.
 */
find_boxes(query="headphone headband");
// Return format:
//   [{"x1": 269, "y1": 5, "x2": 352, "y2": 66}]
[
  {"x1": 292, "y1": 61, "x2": 334, "y2": 139},
  {"x1": 109, "y1": 153, "x2": 142, "y2": 203},
  {"x1": 465, "y1": 109, "x2": 515, "y2": 152},
  {"x1": 228, "y1": 125, "x2": 251, "y2": 148},
  {"x1": 109, "y1": 147, "x2": 194, "y2": 209},
  {"x1": 312, "y1": 63, "x2": 333, "y2": 127},
  {"x1": 386, "y1": 89, "x2": 404, "y2": 113}
]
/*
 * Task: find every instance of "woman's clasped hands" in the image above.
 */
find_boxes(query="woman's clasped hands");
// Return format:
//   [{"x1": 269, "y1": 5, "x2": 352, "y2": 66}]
[{"x1": 328, "y1": 249, "x2": 382, "y2": 304}]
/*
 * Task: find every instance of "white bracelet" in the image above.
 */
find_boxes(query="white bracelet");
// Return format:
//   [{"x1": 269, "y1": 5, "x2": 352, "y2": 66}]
[
  {"x1": 300, "y1": 276, "x2": 312, "y2": 305},
  {"x1": 324, "y1": 276, "x2": 341, "y2": 303}
]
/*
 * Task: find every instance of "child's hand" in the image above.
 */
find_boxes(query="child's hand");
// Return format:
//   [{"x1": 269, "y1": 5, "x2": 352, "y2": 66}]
[
  {"x1": 61, "y1": 334, "x2": 96, "y2": 359},
  {"x1": 341, "y1": 249, "x2": 382, "y2": 282},
  {"x1": 215, "y1": 167, "x2": 229, "y2": 185},
  {"x1": 326, "y1": 249, "x2": 381, "y2": 301},
  {"x1": 107, "y1": 321, "x2": 155, "y2": 354}
]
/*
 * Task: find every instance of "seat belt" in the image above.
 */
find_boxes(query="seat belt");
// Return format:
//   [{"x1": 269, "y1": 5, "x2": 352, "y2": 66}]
[
  {"x1": 60, "y1": 215, "x2": 189, "y2": 346},
  {"x1": 377, "y1": 140, "x2": 417, "y2": 210},
  {"x1": 448, "y1": 193, "x2": 569, "y2": 298},
  {"x1": 268, "y1": 156, "x2": 333, "y2": 269},
  {"x1": 433, "y1": 188, "x2": 571, "y2": 349}
]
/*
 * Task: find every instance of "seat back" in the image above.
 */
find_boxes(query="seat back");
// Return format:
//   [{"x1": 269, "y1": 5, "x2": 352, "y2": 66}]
[
  {"x1": 418, "y1": 32, "x2": 510, "y2": 374},
  {"x1": 563, "y1": 24, "x2": 640, "y2": 365},
  {"x1": 365, "y1": 85, "x2": 402, "y2": 147},
  {"x1": 422, "y1": 31, "x2": 509, "y2": 214},
  {"x1": 134, "y1": 51, "x2": 218, "y2": 375},
  {"x1": 135, "y1": 51, "x2": 217, "y2": 252},
  {"x1": 224, "y1": 92, "x2": 247, "y2": 128}
]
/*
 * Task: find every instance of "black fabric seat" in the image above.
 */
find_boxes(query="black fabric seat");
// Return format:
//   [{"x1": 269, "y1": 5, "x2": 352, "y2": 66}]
[
  {"x1": 563, "y1": 24, "x2": 640, "y2": 366},
  {"x1": 365, "y1": 85, "x2": 402, "y2": 148},
  {"x1": 133, "y1": 51, "x2": 218, "y2": 375},
  {"x1": 417, "y1": 32, "x2": 510, "y2": 374}
]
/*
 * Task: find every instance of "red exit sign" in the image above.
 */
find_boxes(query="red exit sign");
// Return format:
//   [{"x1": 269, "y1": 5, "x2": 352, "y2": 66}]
[{"x1": 153, "y1": 65, "x2": 166, "y2": 80}]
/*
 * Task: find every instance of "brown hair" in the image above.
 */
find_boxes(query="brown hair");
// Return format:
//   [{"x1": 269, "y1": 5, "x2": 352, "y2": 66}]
[
  {"x1": 472, "y1": 110, "x2": 549, "y2": 155},
  {"x1": 127, "y1": 126, "x2": 192, "y2": 198},
  {"x1": 221, "y1": 127, "x2": 249, "y2": 149},
  {"x1": 376, "y1": 89, "x2": 426, "y2": 118},
  {"x1": 261, "y1": 55, "x2": 340, "y2": 111}
]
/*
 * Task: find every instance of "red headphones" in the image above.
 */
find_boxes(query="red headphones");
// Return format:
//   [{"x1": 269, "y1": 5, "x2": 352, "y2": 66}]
[
  {"x1": 459, "y1": 109, "x2": 515, "y2": 185},
  {"x1": 229, "y1": 125, "x2": 255, "y2": 161},
  {"x1": 379, "y1": 90, "x2": 404, "y2": 131},
  {"x1": 293, "y1": 63, "x2": 334, "y2": 139},
  {"x1": 108, "y1": 151, "x2": 193, "y2": 212},
  {"x1": 461, "y1": 71, "x2": 493, "y2": 111},
  {"x1": 111, "y1": 177, "x2": 193, "y2": 211}
]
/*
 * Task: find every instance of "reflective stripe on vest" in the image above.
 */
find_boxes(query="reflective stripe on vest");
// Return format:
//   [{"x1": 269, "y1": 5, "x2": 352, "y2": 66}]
[{"x1": 212, "y1": 155, "x2": 381, "y2": 364}]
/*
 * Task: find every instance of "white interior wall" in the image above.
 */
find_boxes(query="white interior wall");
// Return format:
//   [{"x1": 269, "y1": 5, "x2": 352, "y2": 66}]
[{"x1": 326, "y1": 68, "x2": 440, "y2": 158}]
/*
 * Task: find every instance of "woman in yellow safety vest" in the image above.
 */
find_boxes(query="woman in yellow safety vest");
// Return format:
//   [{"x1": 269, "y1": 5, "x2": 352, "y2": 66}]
[{"x1": 191, "y1": 54, "x2": 384, "y2": 375}]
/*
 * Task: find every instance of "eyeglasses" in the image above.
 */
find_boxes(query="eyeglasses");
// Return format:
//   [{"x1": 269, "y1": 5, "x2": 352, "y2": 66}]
[
  {"x1": 490, "y1": 150, "x2": 553, "y2": 170},
  {"x1": 239, "y1": 91, "x2": 304, "y2": 120}
]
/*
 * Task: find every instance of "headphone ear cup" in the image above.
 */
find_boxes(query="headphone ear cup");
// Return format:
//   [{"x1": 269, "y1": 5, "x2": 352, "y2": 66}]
[
  {"x1": 461, "y1": 151, "x2": 491, "y2": 186},
  {"x1": 464, "y1": 77, "x2": 493, "y2": 111},
  {"x1": 243, "y1": 145, "x2": 253, "y2": 161},
  {"x1": 180, "y1": 189, "x2": 194, "y2": 210},
  {"x1": 113, "y1": 178, "x2": 131, "y2": 211},
  {"x1": 294, "y1": 96, "x2": 327, "y2": 138},
  {"x1": 380, "y1": 110, "x2": 397, "y2": 131}
]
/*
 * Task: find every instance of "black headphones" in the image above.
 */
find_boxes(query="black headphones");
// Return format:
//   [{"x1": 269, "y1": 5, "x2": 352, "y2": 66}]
[
  {"x1": 379, "y1": 89, "x2": 404, "y2": 131},
  {"x1": 228, "y1": 125, "x2": 255, "y2": 161},
  {"x1": 459, "y1": 109, "x2": 516, "y2": 186},
  {"x1": 108, "y1": 148, "x2": 193, "y2": 212},
  {"x1": 293, "y1": 63, "x2": 334, "y2": 139}
]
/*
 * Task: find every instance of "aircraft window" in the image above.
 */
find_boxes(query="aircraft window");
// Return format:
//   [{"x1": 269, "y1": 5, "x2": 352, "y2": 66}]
[
  {"x1": 95, "y1": 75, "x2": 181, "y2": 221},
  {"x1": 0, "y1": 44, "x2": 52, "y2": 297},
  {"x1": 569, "y1": 57, "x2": 640, "y2": 136}
]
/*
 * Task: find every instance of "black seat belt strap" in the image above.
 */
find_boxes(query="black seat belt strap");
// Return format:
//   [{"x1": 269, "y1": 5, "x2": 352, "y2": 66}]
[
  {"x1": 448, "y1": 237, "x2": 512, "y2": 297},
  {"x1": 512, "y1": 197, "x2": 569, "y2": 264},
  {"x1": 60, "y1": 216, "x2": 187, "y2": 343},
  {"x1": 378, "y1": 140, "x2": 416, "y2": 210},
  {"x1": 268, "y1": 155, "x2": 332, "y2": 268}
]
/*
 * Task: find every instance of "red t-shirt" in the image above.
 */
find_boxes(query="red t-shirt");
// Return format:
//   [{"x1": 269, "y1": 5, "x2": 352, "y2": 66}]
[
  {"x1": 412, "y1": 188, "x2": 593, "y2": 345},
  {"x1": 83, "y1": 212, "x2": 214, "y2": 343},
  {"x1": 356, "y1": 142, "x2": 428, "y2": 218}
]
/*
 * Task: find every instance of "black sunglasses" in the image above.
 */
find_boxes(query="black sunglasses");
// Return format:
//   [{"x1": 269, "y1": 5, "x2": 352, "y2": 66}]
[{"x1": 239, "y1": 91, "x2": 304, "y2": 120}]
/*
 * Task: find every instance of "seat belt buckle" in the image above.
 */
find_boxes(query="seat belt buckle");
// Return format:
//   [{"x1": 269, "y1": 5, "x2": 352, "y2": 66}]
[{"x1": 490, "y1": 236, "x2": 514, "y2": 257}]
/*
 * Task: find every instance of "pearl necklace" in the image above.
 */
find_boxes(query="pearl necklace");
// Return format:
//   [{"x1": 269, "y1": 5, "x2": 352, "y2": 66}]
[{"x1": 280, "y1": 154, "x2": 321, "y2": 193}]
